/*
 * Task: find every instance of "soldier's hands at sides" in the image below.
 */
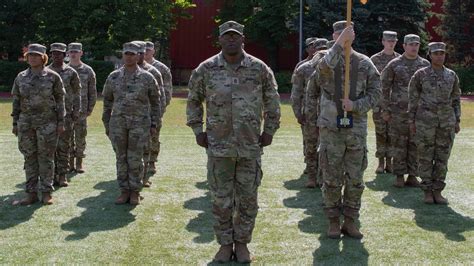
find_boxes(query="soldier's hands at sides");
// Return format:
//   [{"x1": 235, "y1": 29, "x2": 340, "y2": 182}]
[
  {"x1": 196, "y1": 132, "x2": 208, "y2": 148},
  {"x1": 455, "y1": 122, "x2": 461, "y2": 134},
  {"x1": 57, "y1": 125, "x2": 65, "y2": 135},
  {"x1": 150, "y1": 127, "x2": 157, "y2": 136},
  {"x1": 12, "y1": 126, "x2": 18, "y2": 136},
  {"x1": 382, "y1": 112, "x2": 391, "y2": 122},
  {"x1": 341, "y1": 98, "x2": 354, "y2": 111},
  {"x1": 259, "y1": 132, "x2": 273, "y2": 147},
  {"x1": 410, "y1": 123, "x2": 416, "y2": 135},
  {"x1": 297, "y1": 114, "x2": 306, "y2": 125}
]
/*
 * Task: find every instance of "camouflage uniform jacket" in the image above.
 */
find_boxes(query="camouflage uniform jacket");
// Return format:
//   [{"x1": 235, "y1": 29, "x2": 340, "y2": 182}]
[
  {"x1": 370, "y1": 51, "x2": 400, "y2": 112},
  {"x1": 11, "y1": 68, "x2": 66, "y2": 126},
  {"x1": 138, "y1": 61, "x2": 166, "y2": 115},
  {"x1": 380, "y1": 54, "x2": 430, "y2": 115},
  {"x1": 46, "y1": 63, "x2": 82, "y2": 118},
  {"x1": 308, "y1": 44, "x2": 381, "y2": 132},
  {"x1": 69, "y1": 62, "x2": 97, "y2": 114},
  {"x1": 150, "y1": 58, "x2": 173, "y2": 106},
  {"x1": 102, "y1": 67, "x2": 161, "y2": 129},
  {"x1": 408, "y1": 65, "x2": 461, "y2": 124},
  {"x1": 291, "y1": 60, "x2": 316, "y2": 120},
  {"x1": 305, "y1": 50, "x2": 329, "y2": 127},
  {"x1": 186, "y1": 51, "x2": 281, "y2": 158}
]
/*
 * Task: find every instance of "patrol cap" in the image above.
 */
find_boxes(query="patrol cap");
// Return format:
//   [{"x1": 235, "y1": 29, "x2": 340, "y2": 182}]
[
  {"x1": 145, "y1": 41, "x2": 154, "y2": 50},
  {"x1": 314, "y1": 38, "x2": 328, "y2": 49},
  {"x1": 428, "y1": 42, "x2": 446, "y2": 53},
  {"x1": 404, "y1": 34, "x2": 420, "y2": 44},
  {"x1": 50, "y1": 42, "x2": 67, "y2": 52},
  {"x1": 305, "y1": 37, "x2": 317, "y2": 47},
  {"x1": 382, "y1": 31, "x2": 398, "y2": 41},
  {"x1": 26, "y1": 44, "x2": 47, "y2": 55},
  {"x1": 219, "y1": 20, "x2": 244, "y2": 36},
  {"x1": 68, "y1": 42, "x2": 82, "y2": 52},
  {"x1": 132, "y1": 41, "x2": 146, "y2": 53},
  {"x1": 333, "y1": 21, "x2": 354, "y2": 33},
  {"x1": 122, "y1": 42, "x2": 140, "y2": 54}
]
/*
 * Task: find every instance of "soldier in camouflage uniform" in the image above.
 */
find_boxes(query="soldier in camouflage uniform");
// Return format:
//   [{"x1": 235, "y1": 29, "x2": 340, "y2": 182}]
[
  {"x1": 68, "y1": 42, "x2": 97, "y2": 174},
  {"x1": 291, "y1": 38, "x2": 328, "y2": 188},
  {"x1": 145, "y1": 41, "x2": 173, "y2": 176},
  {"x1": 295, "y1": 37, "x2": 317, "y2": 70},
  {"x1": 102, "y1": 42, "x2": 161, "y2": 205},
  {"x1": 306, "y1": 21, "x2": 381, "y2": 239},
  {"x1": 46, "y1": 43, "x2": 82, "y2": 187},
  {"x1": 370, "y1": 31, "x2": 400, "y2": 174},
  {"x1": 381, "y1": 34, "x2": 430, "y2": 188},
  {"x1": 186, "y1": 21, "x2": 280, "y2": 263},
  {"x1": 133, "y1": 41, "x2": 166, "y2": 187},
  {"x1": 11, "y1": 44, "x2": 66, "y2": 205},
  {"x1": 408, "y1": 42, "x2": 461, "y2": 204}
]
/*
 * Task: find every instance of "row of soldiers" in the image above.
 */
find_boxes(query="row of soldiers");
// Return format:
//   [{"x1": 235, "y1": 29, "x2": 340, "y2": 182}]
[
  {"x1": 11, "y1": 40, "x2": 172, "y2": 206},
  {"x1": 291, "y1": 22, "x2": 461, "y2": 238}
]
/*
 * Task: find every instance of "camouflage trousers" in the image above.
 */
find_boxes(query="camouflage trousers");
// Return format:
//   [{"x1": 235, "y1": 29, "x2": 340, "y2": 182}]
[
  {"x1": 109, "y1": 115, "x2": 150, "y2": 192},
  {"x1": 319, "y1": 127, "x2": 367, "y2": 218},
  {"x1": 17, "y1": 119, "x2": 58, "y2": 193},
  {"x1": 55, "y1": 115, "x2": 74, "y2": 175},
  {"x1": 389, "y1": 111, "x2": 417, "y2": 176},
  {"x1": 373, "y1": 109, "x2": 391, "y2": 158},
  {"x1": 71, "y1": 115, "x2": 88, "y2": 158},
  {"x1": 143, "y1": 124, "x2": 162, "y2": 163},
  {"x1": 416, "y1": 121, "x2": 455, "y2": 191},
  {"x1": 207, "y1": 156, "x2": 262, "y2": 245},
  {"x1": 304, "y1": 124, "x2": 320, "y2": 183}
]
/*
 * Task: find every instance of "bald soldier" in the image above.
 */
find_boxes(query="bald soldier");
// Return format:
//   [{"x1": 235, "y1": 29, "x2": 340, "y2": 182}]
[
  {"x1": 408, "y1": 42, "x2": 461, "y2": 204},
  {"x1": 291, "y1": 38, "x2": 328, "y2": 188},
  {"x1": 370, "y1": 31, "x2": 400, "y2": 174},
  {"x1": 307, "y1": 21, "x2": 381, "y2": 239},
  {"x1": 381, "y1": 34, "x2": 430, "y2": 188},
  {"x1": 187, "y1": 21, "x2": 280, "y2": 263}
]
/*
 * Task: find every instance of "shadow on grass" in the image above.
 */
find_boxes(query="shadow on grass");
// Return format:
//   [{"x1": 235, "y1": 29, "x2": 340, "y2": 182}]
[
  {"x1": 313, "y1": 237, "x2": 369, "y2": 265},
  {"x1": 61, "y1": 180, "x2": 136, "y2": 240},
  {"x1": 366, "y1": 173, "x2": 474, "y2": 241},
  {"x1": 183, "y1": 181, "x2": 214, "y2": 243},
  {"x1": 0, "y1": 190, "x2": 42, "y2": 230}
]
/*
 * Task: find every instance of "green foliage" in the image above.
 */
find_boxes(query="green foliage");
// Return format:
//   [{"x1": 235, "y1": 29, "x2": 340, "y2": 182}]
[
  {"x1": 0, "y1": 1, "x2": 195, "y2": 60},
  {"x1": 0, "y1": 61, "x2": 28, "y2": 91},
  {"x1": 274, "y1": 71, "x2": 293, "y2": 93},
  {"x1": 83, "y1": 60, "x2": 115, "y2": 93},
  {"x1": 454, "y1": 66, "x2": 474, "y2": 94},
  {"x1": 303, "y1": 0, "x2": 431, "y2": 56}
]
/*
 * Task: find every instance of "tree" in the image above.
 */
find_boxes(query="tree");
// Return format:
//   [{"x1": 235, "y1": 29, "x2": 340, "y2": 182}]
[
  {"x1": 303, "y1": 0, "x2": 431, "y2": 56},
  {"x1": 216, "y1": 0, "x2": 298, "y2": 71}
]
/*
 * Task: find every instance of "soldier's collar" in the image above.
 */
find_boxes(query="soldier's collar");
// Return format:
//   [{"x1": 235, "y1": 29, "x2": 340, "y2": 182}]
[
  {"x1": 119, "y1": 66, "x2": 140, "y2": 78},
  {"x1": 217, "y1": 51, "x2": 251, "y2": 68},
  {"x1": 27, "y1": 68, "x2": 48, "y2": 77}
]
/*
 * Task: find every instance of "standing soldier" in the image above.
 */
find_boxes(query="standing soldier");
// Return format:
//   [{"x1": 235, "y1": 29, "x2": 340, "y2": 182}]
[
  {"x1": 295, "y1": 37, "x2": 317, "y2": 70},
  {"x1": 291, "y1": 38, "x2": 328, "y2": 188},
  {"x1": 187, "y1": 21, "x2": 280, "y2": 263},
  {"x1": 370, "y1": 31, "x2": 400, "y2": 174},
  {"x1": 68, "y1": 42, "x2": 97, "y2": 173},
  {"x1": 145, "y1": 41, "x2": 173, "y2": 176},
  {"x1": 102, "y1": 42, "x2": 161, "y2": 205},
  {"x1": 133, "y1": 41, "x2": 166, "y2": 187},
  {"x1": 11, "y1": 44, "x2": 66, "y2": 205},
  {"x1": 308, "y1": 22, "x2": 381, "y2": 239},
  {"x1": 47, "y1": 43, "x2": 82, "y2": 187},
  {"x1": 381, "y1": 34, "x2": 430, "y2": 188},
  {"x1": 408, "y1": 42, "x2": 461, "y2": 204}
]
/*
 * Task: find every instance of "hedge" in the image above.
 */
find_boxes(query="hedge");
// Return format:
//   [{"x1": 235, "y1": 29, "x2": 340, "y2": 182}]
[
  {"x1": 275, "y1": 71, "x2": 292, "y2": 94},
  {"x1": 454, "y1": 66, "x2": 474, "y2": 94}
]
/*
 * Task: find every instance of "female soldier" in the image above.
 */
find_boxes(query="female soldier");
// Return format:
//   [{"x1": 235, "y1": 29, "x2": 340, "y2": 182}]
[
  {"x1": 408, "y1": 42, "x2": 461, "y2": 204},
  {"x1": 11, "y1": 44, "x2": 66, "y2": 205}
]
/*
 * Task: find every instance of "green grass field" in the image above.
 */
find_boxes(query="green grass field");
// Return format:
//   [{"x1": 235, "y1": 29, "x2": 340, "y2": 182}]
[{"x1": 0, "y1": 98, "x2": 473, "y2": 264}]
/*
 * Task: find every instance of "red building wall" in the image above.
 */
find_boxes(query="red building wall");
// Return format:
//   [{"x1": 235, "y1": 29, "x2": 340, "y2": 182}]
[{"x1": 426, "y1": 0, "x2": 443, "y2": 41}]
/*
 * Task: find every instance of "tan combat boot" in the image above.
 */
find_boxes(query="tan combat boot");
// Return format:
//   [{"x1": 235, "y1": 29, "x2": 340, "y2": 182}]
[
  {"x1": 327, "y1": 217, "x2": 341, "y2": 239},
  {"x1": 213, "y1": 243, "x2": 233, "y2": 263},
  {"x1": 129, "y1": 191, "x2": 141, "y2": 205},
  {"x1": 42, "y1": 192, "x2": 53, "y2": 205},
  {"x1": 423, "y1": 190, "x2": 434, "y2": 204},
  {"x1": 393, "y1": 175, "x2": 405, "y2": 188},
  {"x1": 69, "y1": 156, "x2": 75, "y2": 173},
  {"x1": 76, "y1": 157, "x2": 84, "y2": 173},
  {"x1": 115, "y1": 190, "x2": 130, "y2": 205},
  {"x1": 305, "y1": 176, "x2": 317, "y2": 188},
  {"x1": 433, "y1": 190, "x2": 448, "y2": 204},
  {"x1": 405, "y1": 175, "x2": 420, "y2": 187},
  {"x1": 385, "y1": 157, "x2": 393, "y2": 173},
  {"x1": 234, "y1": 241, "x2": 251, "y2": 263},
  {"x1": 375, "y1": 157, "x2": 385, "y2": 174},
  {"x1": 12, "y1": 192, "x2": 38, "y2": 206},
  {"x1": 341, "y1": 217, "x2": 363, "y2": 239},
  {"x1": 58, "y1": 174, "x2": 69, "y2": 187}
]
